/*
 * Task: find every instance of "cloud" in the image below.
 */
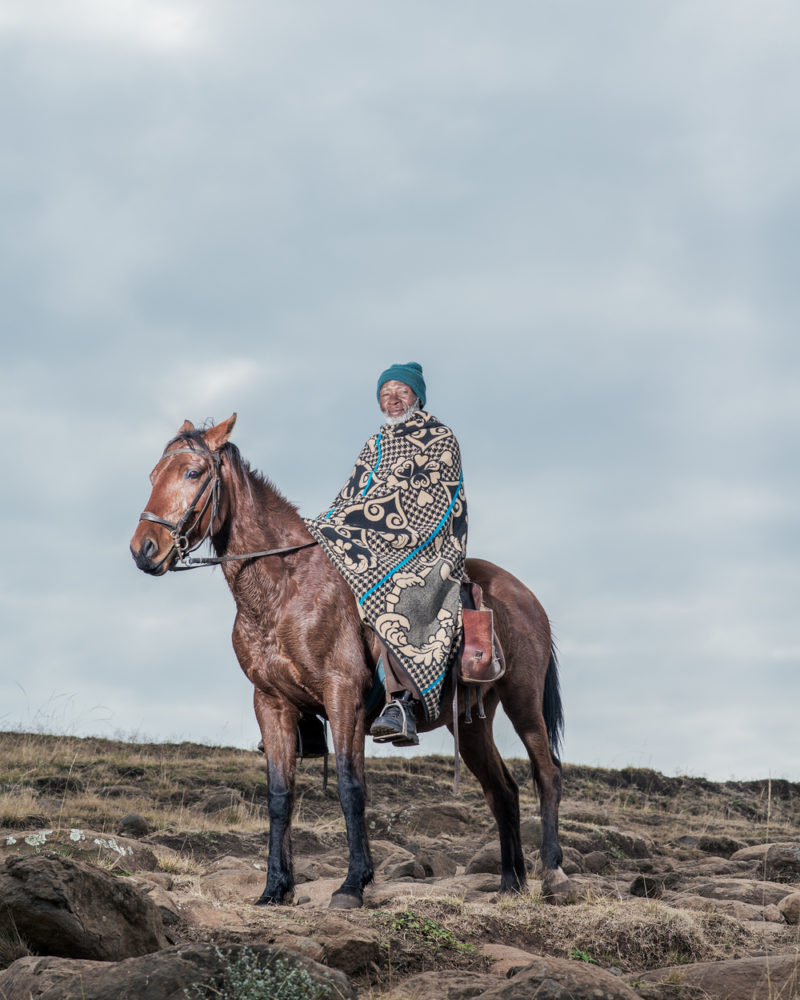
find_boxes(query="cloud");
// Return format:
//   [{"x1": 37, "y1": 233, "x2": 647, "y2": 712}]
[
  {"x1": 0, "y1": 0, "x2": 205, "y2": 52},
  {"x1": 0, "y1": 3, "x2": 797, "y2": 781}
]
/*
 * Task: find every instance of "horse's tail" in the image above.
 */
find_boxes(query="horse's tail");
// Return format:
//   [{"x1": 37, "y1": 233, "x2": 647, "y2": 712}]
[{"x1": 543, "y1": 643, "x2": 564, "y2": 766}]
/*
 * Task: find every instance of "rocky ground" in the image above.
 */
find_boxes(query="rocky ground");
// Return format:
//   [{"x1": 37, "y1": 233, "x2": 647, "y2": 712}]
[{"x1": 0, "y1": 732, "x2": 798, "y2": 999}]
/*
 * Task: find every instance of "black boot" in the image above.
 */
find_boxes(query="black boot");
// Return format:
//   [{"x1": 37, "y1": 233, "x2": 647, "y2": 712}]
[{"x1": 370, "y1": 691, "x2": 419, "y2": 747}]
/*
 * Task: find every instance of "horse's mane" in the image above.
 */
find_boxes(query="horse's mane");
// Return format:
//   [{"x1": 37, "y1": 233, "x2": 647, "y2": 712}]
[{"x1": 166, "y1": 428, "x2": 300, "y2": 518}]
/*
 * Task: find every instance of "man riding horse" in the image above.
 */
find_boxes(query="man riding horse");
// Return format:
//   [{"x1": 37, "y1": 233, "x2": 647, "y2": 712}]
[{"x1": 305, "y1": 362, "x2": 468, "y2": 748}]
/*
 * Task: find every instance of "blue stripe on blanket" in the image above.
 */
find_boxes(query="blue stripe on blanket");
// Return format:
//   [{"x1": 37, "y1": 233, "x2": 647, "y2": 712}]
[{"x1": 359, "y1": 469, "x2": 464, "y2": 605}]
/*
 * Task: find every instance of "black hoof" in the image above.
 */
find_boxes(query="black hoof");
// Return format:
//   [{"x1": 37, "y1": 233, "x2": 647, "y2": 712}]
[
  {"x1": 329, "y1": 888, "x2": 363, "y2": 910},
  {"x1": 255, "y1": 891, "x2": 293, "y2": 906},
  {"x1": 541, "y1": 867, "x2": 574, "y2": 904}
]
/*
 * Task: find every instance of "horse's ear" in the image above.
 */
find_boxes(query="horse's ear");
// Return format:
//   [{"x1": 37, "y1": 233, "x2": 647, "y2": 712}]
[
  {"x1": 178, "y1": 419, "x2": 195, "y2": 434},
  {"x1": 205, "y1": 413, "x2": 237, "y2": 453}
]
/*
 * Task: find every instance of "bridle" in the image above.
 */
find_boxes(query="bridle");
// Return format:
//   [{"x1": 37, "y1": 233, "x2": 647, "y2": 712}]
[{"x1": 138, "y1": 445, "x2": 316, "y2": 572}]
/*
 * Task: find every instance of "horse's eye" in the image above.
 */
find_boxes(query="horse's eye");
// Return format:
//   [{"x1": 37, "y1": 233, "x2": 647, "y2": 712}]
[{"x1": 185, "y1": 469, "x2": 201, "y2": 479}]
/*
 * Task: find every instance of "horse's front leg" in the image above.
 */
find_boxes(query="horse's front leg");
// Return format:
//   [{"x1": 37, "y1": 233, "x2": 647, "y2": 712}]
[
  {"x1": 327, "y1": 686, "x2": 373, "y2": 909},
  {"x1": 253, "y1": 688, "x2": 298, "y2": 905}
]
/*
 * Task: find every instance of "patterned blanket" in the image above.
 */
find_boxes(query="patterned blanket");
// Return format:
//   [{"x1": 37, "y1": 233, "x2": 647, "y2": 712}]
[{"x1": 304, "y1": 410, "x2": 468, "y2": 720}]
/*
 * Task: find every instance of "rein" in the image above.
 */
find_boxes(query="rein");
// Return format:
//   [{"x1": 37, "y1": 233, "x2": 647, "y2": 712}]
[
  {"x1": 139, "y1": 445, "x2": 318, "y2": 572},
  {"x1": 173, "y1": 541, "x2": 318, "y2": 571}
]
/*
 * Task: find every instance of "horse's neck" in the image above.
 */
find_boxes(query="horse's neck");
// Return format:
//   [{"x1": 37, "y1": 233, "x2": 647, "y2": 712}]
[{"x1": 214, "y1": 463, "x2": 307, "y2": 569}]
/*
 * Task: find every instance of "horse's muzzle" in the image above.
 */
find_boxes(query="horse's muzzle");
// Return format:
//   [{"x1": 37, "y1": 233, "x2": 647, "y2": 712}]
[{"x1": 130, "y1": 540, "x2": 171, "y2": 576}]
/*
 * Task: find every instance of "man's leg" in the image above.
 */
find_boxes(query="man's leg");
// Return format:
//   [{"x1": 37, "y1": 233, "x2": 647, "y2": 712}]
[{"x1": 370, "y1": 646, "x2": 420, "y2": 746}]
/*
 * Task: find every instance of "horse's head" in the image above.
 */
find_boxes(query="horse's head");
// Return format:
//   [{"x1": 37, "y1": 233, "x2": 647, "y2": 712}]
[{"x1": 130, "y1": 413, "x2": 237, "y2": 575}]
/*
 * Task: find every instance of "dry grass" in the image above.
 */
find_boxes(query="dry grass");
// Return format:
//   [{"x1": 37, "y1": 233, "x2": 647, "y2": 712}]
[
  {"x1": 1, "y1": 730, "x2": 798, "y2": 990},
  {"x1": 0, "y1": 928, "x2": 30, "y2": 969},
  {"x1": 365, "y1": 893, "x2": 759, "y2": 976},
  {"x1": 0, "y1": 731, "x2": 273, "y2": 837}
]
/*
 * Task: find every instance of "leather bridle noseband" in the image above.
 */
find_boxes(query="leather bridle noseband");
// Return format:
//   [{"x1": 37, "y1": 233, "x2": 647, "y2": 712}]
[{"x1": 138, "y1": 445, "x2": 316, "y2": 572}]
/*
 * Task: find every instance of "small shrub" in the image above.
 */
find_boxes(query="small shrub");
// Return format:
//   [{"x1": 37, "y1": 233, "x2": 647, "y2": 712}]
[
  {"x1": 383, "y1": 911, "x2": 474, "y2": 955},
  {"x1": 567, "y1": 946, "x2": 599, "y2": 964},
  {"x1": 185, "y1": 947, "x2": 335, "y2": 1000}
]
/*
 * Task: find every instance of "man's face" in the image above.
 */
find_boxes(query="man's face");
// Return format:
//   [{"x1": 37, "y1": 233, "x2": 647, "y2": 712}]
[{"x1": 379, "y1": 380, "x2": 417, "y2": 418}]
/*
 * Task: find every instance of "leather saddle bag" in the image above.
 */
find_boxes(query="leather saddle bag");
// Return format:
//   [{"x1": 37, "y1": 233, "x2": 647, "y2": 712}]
[{"x1": 459, "y1": 581, "x2": 505, "y2": 684}]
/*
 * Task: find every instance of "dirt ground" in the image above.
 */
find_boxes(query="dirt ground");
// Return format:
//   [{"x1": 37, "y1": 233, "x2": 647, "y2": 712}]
[{"x1": 1, "y1": 732, "x2": 798, "y2": 997}]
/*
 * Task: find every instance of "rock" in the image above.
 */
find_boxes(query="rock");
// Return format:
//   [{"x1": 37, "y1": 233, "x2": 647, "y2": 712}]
[
  {"x1": 561, "y1": 804, "x2": 611, "y2": 825},
  {"x1": 520, "y1": 816, "x2": 543, "y2": 843},
  {"x1": 195, "y1": 786, "x2": 245, "y2": 815},
  {"x1": 466, "y1": 842, "x2": 504, "y2": 875},
  {"x1": 584, "y1": 850, "x2": 611, "y2": 874},
  {"x1": 272, "y1": 934, "x2": 325, "y2": 964},
  {"x1": 541, "y1": 867, "x2": 577, "y2": 904},
  {"x1": 600, "y1": 828, "x2": 650, "y2": 859},
  {"x1": 629, "y1": 873, "x2": 682, "y2": 898},
  {"x1": 415, "y1": 849, "x2": 458, "y2": 877},
  {"x1": 777, "y1": 890, "x2": 800, "y2": 924},
  {"x1": 762, "y1": 903, "x2": 784, "y2": 923},
  {"x1": 0, "y1": 943, "x2": 354, "y2": 1000},
  {"x1": 370, "y1": 838, "x2": 410, "y2": 866},
  {"x1": 144, "y1": 828, "x2": 263, "y2": 861},
  {"x1": 559, "y1": 830, "x2": 597, "y2": 853},
  {"x1": 323, "y1": 926, "x2": 381, "y2": 974},
  {"x1": 291, "y1": 827, "x2": 328, "y2": 854},
  {"x1": 196, "y1": 869, "x2": 267, "y2": 903},
  {"x1": 0, "y1": 827, "x2": 159, "y2": 872},
  {"x1": 411, "y1": 803, "x2": 473, "y2": 836},
  {"x1": 561, "y1": 846, "x2": 585, "y2": 875},
  {"x1": 480, "y1": 943, "x2": 539, "y2": 977},
  {"x1": 383, "y1": 969, "x2": 498, "y2": 999},
  {"x1": 135, "y1": 871, "x2": 174, "y2": 890},
  {"x1": 363, "y1": 873, "x2": 498, "y2": 908},
  {"x1": 729, "y1": 843, "x2": 770, "y2": 862},
  {"x1": 466, "y1": 842, "x2": 532, "y2": 877},
  {"x1": 366, "y1": 808, "x2": 406, "y2": 838},
  {"x1": 764, "y1": 842, "x2": 800, "y2": 882},
  {"x1": 667, "y1": 893, "x2": 781, "y2": 922},
  {"x1": 98, "y1": 783, "x2": 143, "y2": 799},
  {"x1": 178, "y1": 898, "x2": 246, "y2": 931},
  {"x1": 377, "y1": 846, "x2": 415, "y2": 868},
  {"x1": 680, "y1": 858, "x2": 755, "y2": 876},
  {"x1": 33, "y1": 775, "x2": 84, "y2": 795},
  {"x1": 0, "y1": 854, "x2": 168, "y2": 961},
  {"x1": 633, "y1": 984, "x2": 715, "y2": 1000},
  {"x1": 479, "y1": 955, "x2": 641, "y2": 999},
  {"x1": 144, "y1": 886, "x2": 182, "y2": 926},
  {"x1": 118, "y1": 813, "x2": 150, "y2": 838},
  {"x1": 690, "y1": 878, "x2": 792, "y2": 906},
  {"x1": 696, "y1": 834, "x2": 746, "y2": 857},
  {"x1": 533, "y1": 845, "x2": 584, "y2": 876},
  {"x1": 637, "y1": 953, "x2": 800, "y2": 1000},
  {"x1": 295, "y1": 857, "x2": 341, "y2": 881},
  {"x1": 206, "y1": 854, "x2": 255, "y2": 873},
  {"x1": 382, "y1": 858, "x2": 426, "y2": 879}
]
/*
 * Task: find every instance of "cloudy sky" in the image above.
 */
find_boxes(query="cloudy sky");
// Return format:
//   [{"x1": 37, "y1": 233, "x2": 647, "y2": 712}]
[{"x1": 2, "y1": 2, "x2": 797, "y2": 782}]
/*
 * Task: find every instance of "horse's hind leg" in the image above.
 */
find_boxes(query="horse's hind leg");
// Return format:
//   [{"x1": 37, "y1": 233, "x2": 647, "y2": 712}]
[
  {"x1": 450, "y1": 694, "x2": 527, "y2": 893},
  {"x1": 498, "y1": 673, "x2": 570, "y2": 902}
]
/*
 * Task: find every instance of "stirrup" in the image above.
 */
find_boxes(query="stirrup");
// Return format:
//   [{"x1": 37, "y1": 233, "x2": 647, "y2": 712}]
[{"x1": 370, "y1": 696, "x2": 418, "y2": 746}]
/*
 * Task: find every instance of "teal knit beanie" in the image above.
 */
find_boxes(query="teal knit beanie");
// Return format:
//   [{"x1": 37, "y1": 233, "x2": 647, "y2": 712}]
[{"x1": 376, "y1": 362, "x2": 426, "y2": 408}]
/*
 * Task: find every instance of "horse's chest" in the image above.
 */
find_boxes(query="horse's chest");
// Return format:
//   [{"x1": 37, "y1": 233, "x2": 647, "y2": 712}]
[{"x1": 234, "y1": 616, "x2": 318, "y2": 702}]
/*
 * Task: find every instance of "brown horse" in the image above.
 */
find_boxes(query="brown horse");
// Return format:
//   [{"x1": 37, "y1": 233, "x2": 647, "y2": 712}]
[{"x1": 130, "y1": 414, "x2": 569, "y2": 908}]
